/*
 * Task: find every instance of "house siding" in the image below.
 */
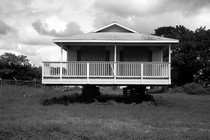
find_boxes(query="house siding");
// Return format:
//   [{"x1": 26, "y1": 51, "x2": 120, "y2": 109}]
[
  {"x1": 123, "y1": 46, "x2": 149, "y2": 61},
  {"x1": 66, "y1": 46, "x2": 163, "y2": 62},
  {"x1": 81, "y1": 46, "x2": 106, "y2": 61},
  {"x1": 67, "y1": 46, "x2": 79, "y2": 61},
  {"x1": 150, "y1": 46, "x2": 163, "y2": 62}
]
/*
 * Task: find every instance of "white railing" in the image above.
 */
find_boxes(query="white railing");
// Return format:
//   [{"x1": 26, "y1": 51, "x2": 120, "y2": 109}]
[
  {"x1": 62, "y1": 62, "x2": 87, "y2": 77},
  {"x1": 42, "y1": 61, "x2": 170, "y2": 79},
  {"x1": 116, "y1": 62, "x2": 142, "y2": 77},
  {"x1": 89, "y1": 62, "x2": 114, "y2": 77},
  {"x1": 143, "y1": 63, "x2": 169, "y2": 78}
]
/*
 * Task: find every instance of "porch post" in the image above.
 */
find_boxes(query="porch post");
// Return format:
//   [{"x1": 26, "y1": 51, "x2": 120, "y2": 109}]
[
  {"x1": 168, "y1": 44, "x2": 171, "y2": 84},
  {"x1": 114, "y1": 45, "x2": 117, "y2": 84},
  {"x1": 114, "y1": 45, "x2": 117, "y2": 63},
  {"x1": 169, "y1": 44, "x2": 171, "y2": 63},
  {"x1": 60, "y1": 43, "x2": 63, "y2": 84},
  {"x1": 60, "y1": 43, "x2": 63, "y2": 61}
]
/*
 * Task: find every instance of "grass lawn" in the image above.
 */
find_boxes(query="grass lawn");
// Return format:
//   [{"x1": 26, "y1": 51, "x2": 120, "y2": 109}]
[{"x1": 0, "y1": 85, "x2": 210, "y2": 140}]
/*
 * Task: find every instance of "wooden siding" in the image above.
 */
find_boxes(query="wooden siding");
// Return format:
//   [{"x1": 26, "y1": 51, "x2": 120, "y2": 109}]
[
  {"x1": 66, "y1": 46, "x2": 163, "y2": 62},
  {"x1": 81, "y1": 46, "x2": 106, "y2": 61},
  {"x1": 123, "y1": 46, "x2": 149, "y2": 61}
]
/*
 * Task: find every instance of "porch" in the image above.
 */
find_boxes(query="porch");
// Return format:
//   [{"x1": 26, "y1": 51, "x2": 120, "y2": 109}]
[{"x1": 42, "y1": 61, "x2": 171, "y2": 85}]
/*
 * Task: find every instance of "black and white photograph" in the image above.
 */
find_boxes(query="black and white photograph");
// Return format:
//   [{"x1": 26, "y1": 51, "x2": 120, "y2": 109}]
[{"x1": 0, "y1": 0, "x2": 210, "y2": 139}]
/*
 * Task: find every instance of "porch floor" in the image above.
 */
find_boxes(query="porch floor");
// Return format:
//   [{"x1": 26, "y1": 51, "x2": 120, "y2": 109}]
[{"x1": 42, "y1": 77, "x2": 171, "y2": 85}]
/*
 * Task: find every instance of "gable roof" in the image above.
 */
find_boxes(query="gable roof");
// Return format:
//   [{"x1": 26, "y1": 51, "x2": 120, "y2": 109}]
[
  {"x1": 91, "y1": 21, "x2": 138, "y2": 33},
  {"x1": 54, "y1": 22, "x2": 179, "y2": 45}
]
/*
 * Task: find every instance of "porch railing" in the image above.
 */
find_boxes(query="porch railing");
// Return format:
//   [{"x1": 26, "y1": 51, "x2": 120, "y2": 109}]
[{"x1": 42, "y1": 61, "x2": 170, "y2": 79}]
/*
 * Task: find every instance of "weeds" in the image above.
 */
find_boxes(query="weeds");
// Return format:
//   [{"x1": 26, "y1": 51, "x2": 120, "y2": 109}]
[{"x1": 1, "y1": 85, "x2": 210, "y2": 139}]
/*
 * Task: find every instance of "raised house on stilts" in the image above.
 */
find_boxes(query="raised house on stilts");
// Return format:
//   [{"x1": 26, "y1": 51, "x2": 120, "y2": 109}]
[{"x1": 42, "y1": 22, "x2": 179, "y2": 95}]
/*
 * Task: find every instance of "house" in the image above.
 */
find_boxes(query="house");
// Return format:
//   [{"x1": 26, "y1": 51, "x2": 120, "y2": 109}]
[{"x1": 42, "y1": 22, "x2": 179, "y2": 95}]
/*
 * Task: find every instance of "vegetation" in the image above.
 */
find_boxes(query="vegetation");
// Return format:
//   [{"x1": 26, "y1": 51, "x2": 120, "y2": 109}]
[
  {"x1": 155, "y1": 26, "x2": 210, "y2": 86},
  {"x1": 0, "y1": 86, "x2": 210, "y2": 139},
  {"x1": 168, "y1": 83, "x2": 210, "y2": 95},
  {"x1": 0, "y1": 53, "x2": 41, "y2": 80}
]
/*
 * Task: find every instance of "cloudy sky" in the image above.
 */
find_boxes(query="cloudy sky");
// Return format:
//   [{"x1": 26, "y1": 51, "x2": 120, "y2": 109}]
[{"x1": 1, "y1": 0, "x2": 210, "y2": 66}]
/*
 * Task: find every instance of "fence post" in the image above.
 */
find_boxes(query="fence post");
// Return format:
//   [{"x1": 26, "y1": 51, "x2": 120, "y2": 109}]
[
  {"x1": 13, "y1": 77, "x2": 17, "y2": 95},
  {"x1": 0, "y1": 78, "x2": 2, "y2": 98},
  {"x1": 33, "y1": 78, "x2": 36, "y2": 88}
]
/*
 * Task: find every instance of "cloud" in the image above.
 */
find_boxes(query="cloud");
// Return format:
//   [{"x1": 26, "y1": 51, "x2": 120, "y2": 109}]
[
  {"x1": 166, "y1": 0, "x2": 210, "y2": 15},
  {"x1": 92, "y1": 0, "x2": 210, "y2": 18},
  {"x1": 90, "y1": 0, "x2": 210, "y2": 33},
  {"x1": 32, "y1": 19, "x2": 83, "y2": 37},
  {"x1": 0, "y1": 0, "x2": 61, "y2": 18},
  {"x1": 0, "y1": 20, "x2": 12, "y2": 35},
  {"x1": 18, "y1": 26, "x2": 53, "y2": 46}
]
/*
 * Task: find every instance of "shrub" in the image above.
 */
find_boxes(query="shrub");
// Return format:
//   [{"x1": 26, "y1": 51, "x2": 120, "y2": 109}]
[
  {"x1": 182, "y1": 83, "x2": 208, "y2": 95},
  {"x1": 169, "y1": 83, "x2": 208, "y2": 95}
]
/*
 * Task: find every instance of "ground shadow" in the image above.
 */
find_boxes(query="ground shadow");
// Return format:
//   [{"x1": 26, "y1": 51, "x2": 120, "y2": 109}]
[{"x1": 41, "y1": 93, "x2": 163, "y2": 106}]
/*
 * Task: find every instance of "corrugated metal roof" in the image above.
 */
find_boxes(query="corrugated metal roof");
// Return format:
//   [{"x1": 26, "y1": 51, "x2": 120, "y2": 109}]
[{"x1": 54, "y1": 32, "x2": 178, "y2": 42}]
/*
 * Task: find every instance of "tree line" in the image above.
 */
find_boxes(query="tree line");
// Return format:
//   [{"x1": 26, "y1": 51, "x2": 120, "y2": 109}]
[
  {"x1": 0, "y1": 25, "x2": 209, "y2": 85},
  {"x1": 0, "y1": 53, "x2": 41, "y2": 80}
]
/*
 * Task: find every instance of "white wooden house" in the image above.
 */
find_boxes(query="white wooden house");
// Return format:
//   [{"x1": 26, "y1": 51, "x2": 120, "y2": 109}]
[{"x1": 42, "y1": 22, "x2": 178, "y2": 94}]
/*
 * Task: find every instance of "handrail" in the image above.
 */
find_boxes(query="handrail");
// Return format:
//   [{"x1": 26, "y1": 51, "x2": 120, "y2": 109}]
[{"x1": 42, "y1": 61, "x2": 170, "y2": 64}]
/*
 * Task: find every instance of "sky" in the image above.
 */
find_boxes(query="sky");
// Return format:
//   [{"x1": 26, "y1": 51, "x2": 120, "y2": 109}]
[{"x1": 0, "y1": 0, "x2": 210, "y2": 66}]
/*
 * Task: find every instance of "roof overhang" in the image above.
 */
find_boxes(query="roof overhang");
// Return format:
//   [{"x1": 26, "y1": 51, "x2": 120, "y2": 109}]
[
  {"x1": 54, "y1": 40, "x2": 178, "y2": 51},
  {"x1": 54, "y1": 39, "x2": 179, "y2": 45}
]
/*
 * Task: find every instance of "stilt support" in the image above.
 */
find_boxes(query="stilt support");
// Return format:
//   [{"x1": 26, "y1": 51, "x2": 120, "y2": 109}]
[
  {"x1": 82, "y1": 85, "x2": 101, "y2": 98},
  {"x1": 123, "y1": 85, "x2": 146, "y2": 97}
]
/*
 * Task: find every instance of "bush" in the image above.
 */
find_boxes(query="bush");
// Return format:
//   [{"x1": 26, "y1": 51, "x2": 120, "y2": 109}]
[
  {"x1": 169, "y1": 83, "x2": 208, "y2": 95},
  {"x1": 182, "y1": 83, "x2": 208, "y2": 95}
]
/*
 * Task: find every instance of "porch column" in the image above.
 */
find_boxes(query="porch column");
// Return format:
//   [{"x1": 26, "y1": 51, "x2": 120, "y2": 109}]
[
  {"x1": 60, "y1": 43, "x2": 63, "y2": 61},
  {"x1": 169, "y1": 44, "x2": 171, "y2": 63},
  {"x1": 168, "y1": 44, "x2": 171, "y2": 84},
  {"x1": 114, "y1": 45, "x2": 117, "y2": 83},
  {"x1": 114, "y1": 45, "x2": 117, "y2": 63},
  {"x1": 60, "y1": 43, "x2": 63, "y2": 83}
]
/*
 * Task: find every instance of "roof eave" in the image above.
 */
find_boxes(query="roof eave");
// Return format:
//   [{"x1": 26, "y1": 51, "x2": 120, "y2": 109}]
[{"x1": 53, "y1": 39, "x2": 179, "y2": 44}]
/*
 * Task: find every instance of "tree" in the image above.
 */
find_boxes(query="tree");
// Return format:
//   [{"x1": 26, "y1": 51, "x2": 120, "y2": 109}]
[
  {"x1": 155, "y1": 25, "x2": 210, "y2": 85},
  {"x1": 0, "y1": 53, "x2": 41, "y2": 80},
  {"x1": 194, "y1": 27, "x2": 210, "y2": 82}
]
